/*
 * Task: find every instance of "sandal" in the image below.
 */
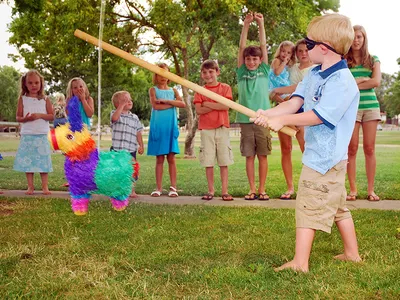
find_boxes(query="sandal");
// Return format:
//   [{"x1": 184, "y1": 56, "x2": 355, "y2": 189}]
[
  {"x1": 346, "y1": 193, "x2": 357, "y2": 201},
  {"x1": 168, "y1": 186, "x2": 179, "y2": 197},
  {"x1": 367, "y1": 194, "x2": 380, "y2": 202},
  {"x1": 201, "y1": 193, "x2": 214, "y2": 200},
  {"x1": 258, "y1": 193, "x2": 270, "y2": 201},
  {"x1": 150, "y1": 190, "x2": 161, "y2": 197},
  {"x1": 222, "y1": 194, "x2": 233, "y2": 201},
  {"x1": 244, "y1": 192, "x2": 258, "y2": 201},
  {"x1": 279, "y1": 191, "x2": 294, "y2": 200}
]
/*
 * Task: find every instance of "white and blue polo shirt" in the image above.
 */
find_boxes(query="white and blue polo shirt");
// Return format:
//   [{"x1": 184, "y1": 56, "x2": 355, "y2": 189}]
[{"x1": 292, "y1": 59, "x2": 360, "y2": 174}]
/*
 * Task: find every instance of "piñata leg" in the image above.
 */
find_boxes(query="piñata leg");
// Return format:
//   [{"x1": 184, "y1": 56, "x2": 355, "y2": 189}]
[
  {"x1": 71, "y1": 195, "x2": 90, "y2": 215},
  {"x1": 110, "y1": 198, "x2": 129, "y2": 211}
]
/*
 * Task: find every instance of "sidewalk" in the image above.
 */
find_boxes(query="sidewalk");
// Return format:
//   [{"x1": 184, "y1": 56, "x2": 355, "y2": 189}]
[{"x1": 1, "y1": 190, "x2": 400, "y2": 211}]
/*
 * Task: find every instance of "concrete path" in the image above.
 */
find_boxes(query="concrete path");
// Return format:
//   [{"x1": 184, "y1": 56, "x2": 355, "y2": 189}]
[{"x1": 1, "y1": 190, "x2": 399, "y2": 211}]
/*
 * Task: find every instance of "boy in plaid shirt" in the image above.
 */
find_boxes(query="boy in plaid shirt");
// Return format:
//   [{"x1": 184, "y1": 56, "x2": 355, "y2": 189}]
[{"x1": 111, "y1": 91, "x2": 144, "y2": 198}]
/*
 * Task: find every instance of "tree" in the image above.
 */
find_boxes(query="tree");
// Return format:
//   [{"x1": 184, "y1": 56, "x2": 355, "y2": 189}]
[
  {"x1": 8, "y1": 0, "x2": 146, "y2": 125},
  {"x1": 375, "y1": 72, "x2": 395, "y2": 113},
  {"x1": 0, "y1": 66, "x2": 20, "y2": 121},
  {"x1": 383, "y1": 58, "x2": 400, "y2": 119}
]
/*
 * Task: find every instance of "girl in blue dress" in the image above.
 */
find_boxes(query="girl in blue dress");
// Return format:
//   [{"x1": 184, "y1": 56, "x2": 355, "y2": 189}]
[
  {"x1": 269, "y1": 41, "x2": 296, "y2": 101},
  {"x1": 148, "y1": 63, "x2": 186, "y2": 197}
]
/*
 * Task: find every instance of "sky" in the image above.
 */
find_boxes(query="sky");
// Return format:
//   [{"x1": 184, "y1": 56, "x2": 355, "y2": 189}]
[{"x1": 0, "y1": 0, "x2": 399, "y2": 75}]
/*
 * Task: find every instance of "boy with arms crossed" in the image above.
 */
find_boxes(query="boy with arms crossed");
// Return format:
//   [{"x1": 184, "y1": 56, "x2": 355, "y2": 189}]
[
  {"x1": 237, "y1": 12, "x2": 271, "y2": 201},
  {"x1": 194, "y1": 60, "x2": 234, "y2": 201},
  {"x1": 111, "y1": 91, "x2": 144, "y2": 198},
  {"x1": 253, "y1": 14, "x2": 361, "y2": 272}
]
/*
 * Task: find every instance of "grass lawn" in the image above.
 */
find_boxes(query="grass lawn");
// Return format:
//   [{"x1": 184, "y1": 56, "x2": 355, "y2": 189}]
[
  {"x1": 1, "y1": 130, "x2": 400, "y2": 199},
  {"x1": 0, "y1": 198, "x2": 399, "y2": 298}
]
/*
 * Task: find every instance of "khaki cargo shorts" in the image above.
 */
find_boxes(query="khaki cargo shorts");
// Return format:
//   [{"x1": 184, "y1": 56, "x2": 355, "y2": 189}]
[
  {"x1": 296, "y1": 160, "x2": 352, "y2": 233},
  {"x1": 356, "y1": 109, "x2": 381, "y2": 123},
  {"x1": 240, "y1": 123, "x2": 272, "y2": 157},
  {"x1": 199, "y1": 127, "x2": 233, "y2": 167}
]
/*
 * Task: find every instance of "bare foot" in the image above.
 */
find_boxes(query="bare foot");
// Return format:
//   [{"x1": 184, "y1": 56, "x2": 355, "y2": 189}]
[
  {"x1": 334, "y1": 253, "x2": 362, "y2": 262},
  {"x1": 25, "y1": 188, "x2": 34, "y2": 195},
  {"x1": 129, "y1": 191, "x2": 139, "y2": 198},
  {"x1": 42, "y1": 190, "x2": 52, "y2": 195},
  {"x1": 274, "y1": 260, "x2": 308, "y2": 273}
]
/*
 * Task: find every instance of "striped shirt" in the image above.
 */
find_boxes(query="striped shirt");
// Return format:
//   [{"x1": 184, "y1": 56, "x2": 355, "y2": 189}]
[
  {"x1": 110, "y1": 111, "x2": 143, "y2": 152},
  {"x1": 349, "y1": 55, "x2": 380, "y2": 110}
]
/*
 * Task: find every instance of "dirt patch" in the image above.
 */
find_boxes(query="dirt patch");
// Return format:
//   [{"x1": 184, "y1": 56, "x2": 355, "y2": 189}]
[{"x1": 0, "y1": 200, "x2": 15, "y2": 216}]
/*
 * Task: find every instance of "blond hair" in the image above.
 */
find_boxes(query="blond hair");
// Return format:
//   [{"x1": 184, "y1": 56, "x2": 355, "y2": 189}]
[
  {"x1": 66, "y1": 77, "x2": 90, "y2": 101},
  {"x1": 273, "y1": 41, "x2": 296, "y2": 66},
  {"x1": 307, "y1": 13, "x2": 354, "y2": 56},
  {"x1": 152, "y1": 63, "x2": 170, "y2": 85},
  {"x1": 19, "y1": 69, "x2": 45, "y2": 98},
  {"x1": 111, "y1": 91, "x2": 129, "y2": 108},
  {"x1": 345, "y1": 25, "x2": 374, "y2": 69},
  {"x1": 55, "y1": 93, "x2": 65, "y2": 104}
]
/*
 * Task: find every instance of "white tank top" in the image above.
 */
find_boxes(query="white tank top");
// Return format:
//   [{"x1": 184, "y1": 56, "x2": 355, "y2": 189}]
[{"x1": 20, "y1": 96, "x2": 50, "y2": 135}]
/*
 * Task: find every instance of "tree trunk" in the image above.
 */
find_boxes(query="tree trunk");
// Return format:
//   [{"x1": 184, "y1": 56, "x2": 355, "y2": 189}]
[{"x1": 181, "y1": 51, "x2": 197, "y2": 158}]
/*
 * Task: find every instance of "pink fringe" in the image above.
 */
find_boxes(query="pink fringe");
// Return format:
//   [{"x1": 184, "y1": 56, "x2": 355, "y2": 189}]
[
  {"x1": 111, "y1": 198, "x2": 129, "y2": 211},
  {"x1": 71, "y1": 198, "x2": 89, "y2": 215}
]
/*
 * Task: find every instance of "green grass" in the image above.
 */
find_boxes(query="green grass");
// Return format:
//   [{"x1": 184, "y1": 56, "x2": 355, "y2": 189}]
[
  {"x1": 1, "y1": 130, "x2": 400, "y2": 199},
  {"x1": 0, "y1": 198, "x2": 399, "y2": 298}
]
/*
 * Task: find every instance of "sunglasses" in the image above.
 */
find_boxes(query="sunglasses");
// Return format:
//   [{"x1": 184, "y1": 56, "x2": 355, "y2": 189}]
[{"x1": 304, "y1": 37, "x2": 341, "y2": 55}]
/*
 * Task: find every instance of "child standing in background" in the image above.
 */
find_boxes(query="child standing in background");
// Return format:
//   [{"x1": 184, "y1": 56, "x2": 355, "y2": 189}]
[
  {"x1": 53, "y1": 93, "x2": 67, "y2": 127},
  {"x1": 66, "y1": 77, "x2": 94, "y2": 128},
  {"x1": 110, "y1": 91, "x2": 144, "y2": 198},
  {"x1": 236, "y1": 12, "x2": 271, "y2": 201},
  {"x1": 194, "y1": 60, "x2": 234, "y2": 201},
  {"x1": 147, "y1": 63, "x2": 186, "y2": 197},
  {"x1": 269, "y1": 41, "x2": 296, "y2": 101},
  {"x1": 13, "y1": 70, "x2": 54, "y2": 195}
]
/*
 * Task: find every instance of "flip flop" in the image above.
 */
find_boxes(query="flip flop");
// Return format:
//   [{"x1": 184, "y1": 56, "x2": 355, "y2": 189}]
[
  {"x1": 201, "y1": 193, "x2": 214, "y2": 200},
  {"x1": 279, "y1": 192, "x2": 294, "y2": 200},
  {"x1": 258, "y1": 193, "x2": 270, "y2": 201},
  {"x1": 367, "y1": 194, "x2": 380, "y2": 202},
  {"x1": 244, "y1": 192, "x2": 258, "y2": 200},
  {"x1": 346, "y1": 193, "x2": 357, "y2": 201},
  {"x1": 168, "y1": 186, "x2": 179, "y2": 197},
  {"x1": 222, "y1": 194, "x2": 233, "y2": 201},
  {"x1": 151, "y1": 190, "x2": 161, "y2": 197}
]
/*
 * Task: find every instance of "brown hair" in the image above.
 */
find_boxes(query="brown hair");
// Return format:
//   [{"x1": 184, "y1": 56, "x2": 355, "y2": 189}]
[
  {"x1": 243, "y1": 45, "x2": 262, "y2": 59},
  {"x1": 345, "y1": 25, "x2": 374, "y2": 69},
  {"x1": 152, "y1": 63, "x2": 171, "y2": 84},
  {"x1": 295, "y1": 39, "x2": 306, "y2": 52},
  {"x1": 201, "y1": 59, "x2": 219, "y2": 71},
  {"x1": 273, "y1": 41, "x2": 296, "y2": 67},
  {"x1": 19, "y1": 69, "x2": 45, "y2": 98},
  {"x1": 66, "y1": 77, "x2": 90, "y2": 101}
]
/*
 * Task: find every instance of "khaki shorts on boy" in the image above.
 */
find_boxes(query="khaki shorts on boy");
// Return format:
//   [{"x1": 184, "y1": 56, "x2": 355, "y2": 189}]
[
  {"x1": 356, "y1": 109, "x2": 381, "y2": 123},
  {"x1": 296, "y1": 160, "x2": 352, "y2": 233},
  {"x1": 199, "y1": 127, "x2": 233, "y2": 167},
  {"x1": 240, "y1": 123, "x2": 272, "y2": 157}
]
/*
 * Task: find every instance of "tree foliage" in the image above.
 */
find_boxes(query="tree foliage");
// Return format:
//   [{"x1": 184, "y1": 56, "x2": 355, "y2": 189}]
[{"x1": 0, "y1": 65, "x2": 20, "y2": 121}]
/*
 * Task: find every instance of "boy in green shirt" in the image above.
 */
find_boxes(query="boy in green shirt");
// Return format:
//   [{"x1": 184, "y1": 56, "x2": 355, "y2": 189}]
[{"x1": 236, "y1": 12, "x2": 271, "y2": 200}]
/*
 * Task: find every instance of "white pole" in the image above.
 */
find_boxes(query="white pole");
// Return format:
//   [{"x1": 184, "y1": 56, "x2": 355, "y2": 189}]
[{"x1": 97, "y1": 0, "x2": 106, "y2": 150}]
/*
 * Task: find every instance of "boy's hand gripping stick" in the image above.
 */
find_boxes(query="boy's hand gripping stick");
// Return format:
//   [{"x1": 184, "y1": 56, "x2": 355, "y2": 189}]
[{"x1": 74, "y1": 29, "x2": 297, "y2": 137}]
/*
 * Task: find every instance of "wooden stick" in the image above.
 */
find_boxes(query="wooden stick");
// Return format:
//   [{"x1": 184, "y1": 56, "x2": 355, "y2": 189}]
[{"x1": 74, "y1": 29, "x2": 297, "y2": 137}]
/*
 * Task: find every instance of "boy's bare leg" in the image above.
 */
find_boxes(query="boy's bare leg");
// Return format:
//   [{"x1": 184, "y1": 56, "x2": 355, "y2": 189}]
[
  {"x1": 220, "y1": 166, "x2": 228, "y2": 195},
  {"x1": 40, "y1": 173, "x2": 51, "y2": 195},
  {"x1": 334, "y1": 218, "x2": 361, "y2": 262},
  {"x1": 257, "y1": 154, "x2": 268, "y2": 195},
  {"x1": 245, "y1": 156, "x2": 257, "y2": 194},
  {"x1": 275, "y1": 228, "x2": 315, "y2": 273},
  {"x1": 25, "y1": 172, "x2": 34, "y2": 195},
  {"x1": 206, "y1": 167, "x2": 215, "y2": 195}
]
